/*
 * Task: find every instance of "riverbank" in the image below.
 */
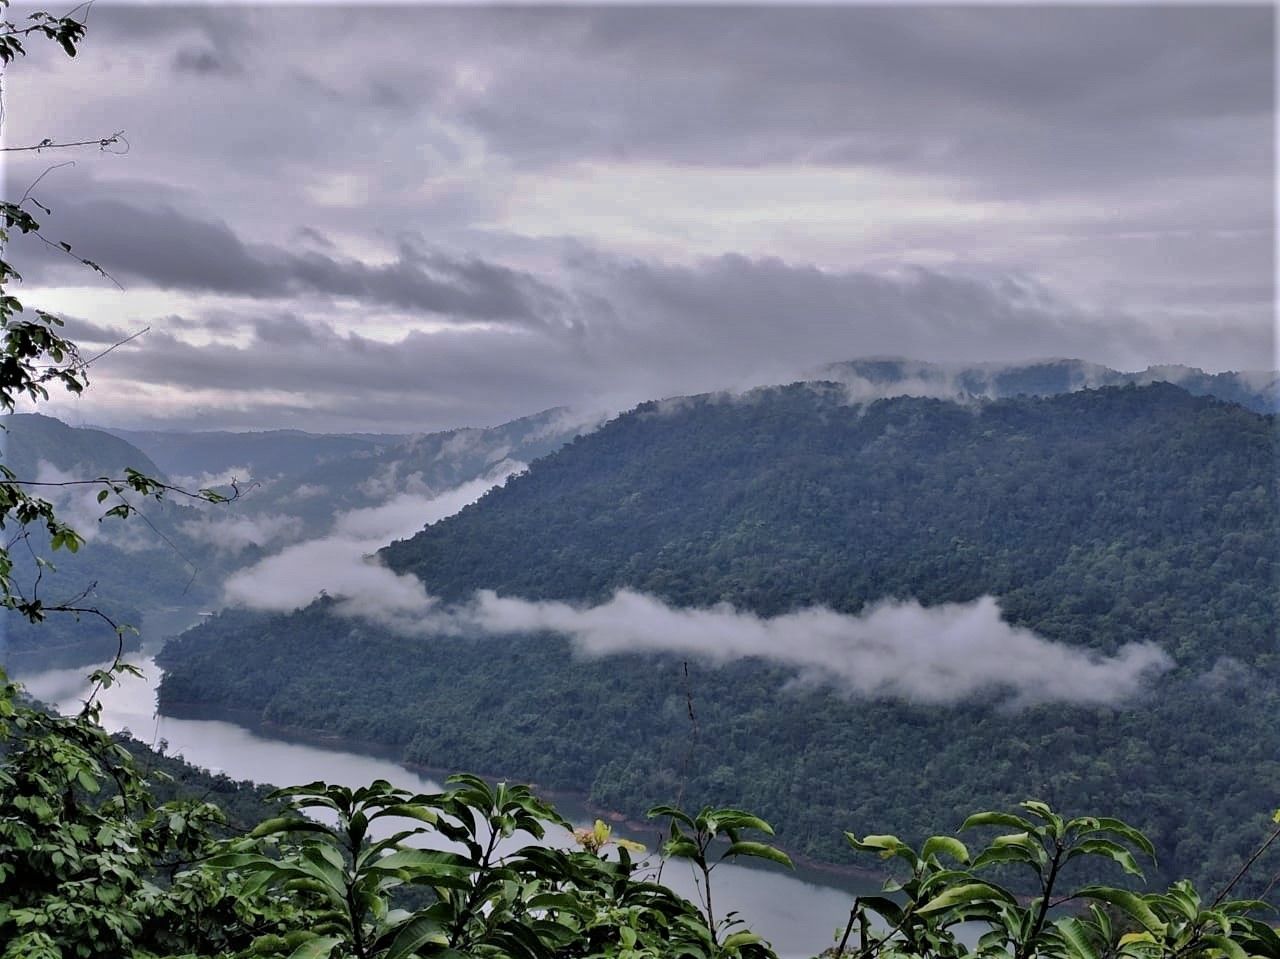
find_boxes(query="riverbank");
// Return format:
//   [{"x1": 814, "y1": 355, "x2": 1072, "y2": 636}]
[
  {"x1": 22, "y1": 658, "x2": 873, "y2": 957},
  {"x1": 160, "y1": 695, "x2": 887, "y2": 890}
]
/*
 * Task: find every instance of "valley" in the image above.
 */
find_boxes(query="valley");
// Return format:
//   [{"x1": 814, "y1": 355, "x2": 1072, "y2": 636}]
[{"x1": 8, "y1": 372, "x2": 1275, "y2": 907}]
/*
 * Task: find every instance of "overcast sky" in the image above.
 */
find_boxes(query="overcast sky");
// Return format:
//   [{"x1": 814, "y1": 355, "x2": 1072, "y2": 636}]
[{"x1": 5, "y1": 3, "x2": 1275, "y2": 433}]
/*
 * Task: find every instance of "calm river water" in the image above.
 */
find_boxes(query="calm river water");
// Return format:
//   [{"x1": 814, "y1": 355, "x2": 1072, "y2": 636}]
[{"x1": 19, "y1": 644, "x2": 881, "y2": 958}]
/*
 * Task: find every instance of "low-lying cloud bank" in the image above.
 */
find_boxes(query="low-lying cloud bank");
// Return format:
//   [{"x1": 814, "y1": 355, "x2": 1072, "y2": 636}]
[
  {"x1": 462, "y1": 591, "x2": 1172, "y2": 706},
  {"x1": 217, "y1": 462, "x2": 1171, "y2": 709},
  {"x1": 179, "y1": 512, "x2": 303, "y2": 554},
  {"x1": 222, "y1": 462, "x2": 524, "y2": 612},
  {"x1": 231, "y1": 537, "x2": 1172, "y2": 705}
]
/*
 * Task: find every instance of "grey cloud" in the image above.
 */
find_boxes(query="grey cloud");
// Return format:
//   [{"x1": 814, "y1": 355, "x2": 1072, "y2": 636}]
[
  {"x1": 294, "y1": 226, "x2": 335, "y2": 250},
  {"x1": 12, "y1": 198, "x2": 279, "y2": 294},
  {"x1": 461, "y1": 591, "x2": 1174, "y2": 708},
  {"x1": 48, "y1": 251, "x2": 1239, "y2": 434},
  {"x1": 285, "y1": 243, "x2": 563, "y2": 324},
  {"x1": 12, "y1": 6, "x2": 1271, "y2": 432},
  {"x1": 172, "y1": 47, "x2": 239, "y2": 76},
  {"x1": 14, "y1": 195, "x2": 559, "y2": 325},
  {"x1": 457, "y1": 7, "x2": 1272, "y2": 185},
  {"x1": 223, "y1": 464, "x2": 525, "y2": 612}
]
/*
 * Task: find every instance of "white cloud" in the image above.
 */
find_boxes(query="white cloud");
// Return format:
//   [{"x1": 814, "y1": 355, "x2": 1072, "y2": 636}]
[
  {"x1": 223, "y1": 461, "x2": 524, "y2": 613},
  {"x1": 234, "y1": 537, "x2": 1173, "y2": 706},
  {"x1": 457, "y1": 590, "x2": 1174, "y2": 707},
  {"x1": 180, "y1": 512, "x2": 303, "y2": 554},
  {"x1": 170, "y1": 464, "x2": 254, "y2": 489}
]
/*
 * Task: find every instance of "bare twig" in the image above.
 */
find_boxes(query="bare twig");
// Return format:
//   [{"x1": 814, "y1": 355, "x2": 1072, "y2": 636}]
[
  {"x1": 7, "y1": 476, "x2": 242, "y2": 505},
  {"x1": 75, "y1": 325, "x2": 149, "y2": 368},
  {"x1": 19, "y1": 160, "x2": 75, "y2": 203},
  {"x1": 2, "y1": 130, "x2": 126, "y2": 153},
  {"x1": 1210, "y1": 819, "x2": 1280, "y2": 907}
]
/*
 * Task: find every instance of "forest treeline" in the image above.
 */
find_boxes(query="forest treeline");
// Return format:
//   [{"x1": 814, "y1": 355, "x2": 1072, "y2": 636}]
[{"x1": 159, "y1": 384, "x2": 1280, "y2": 894}]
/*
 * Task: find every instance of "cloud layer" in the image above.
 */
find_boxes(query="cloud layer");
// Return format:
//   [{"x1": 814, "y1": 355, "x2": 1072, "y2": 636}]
[
  {"x1": 465, "y1": 590, "x2": 1173, "y2": 707},
  {"x1": 5, "y1": 5, "x2": 1271, "y2": 432},
  {"x1": 222, "y1": 462, "x2": 524, "y2": 612},
  {"x1": 221, "y1": 470, "x2": 1173, "y2": 708}
]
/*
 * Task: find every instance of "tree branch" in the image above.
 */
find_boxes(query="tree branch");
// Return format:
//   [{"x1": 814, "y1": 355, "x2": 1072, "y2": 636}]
[{"x1": 1, "y1": 130, "x2": 125, "y2": 153}]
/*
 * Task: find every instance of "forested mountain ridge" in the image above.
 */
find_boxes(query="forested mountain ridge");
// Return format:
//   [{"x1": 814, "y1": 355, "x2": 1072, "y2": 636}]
[
  {"x1": 235, "y1": 406, "x2": 603, "y2": 536},
  {"x1": 3, "y1": 413, "x2": 166, "y2": 478},
  {"x1": 2, "y1": 408, "x2": 597, "y2": 672},
  {"x1": 159, "y1": 384, "x2": 1279, "y2": 893},
  {"x1": 101, "y1": 425, "x2": 403, "y2": 483},
  {"x1": 380, "y1": 382, "x2": 1274, "y2": 668},
  {"x1": 817, "y1": 357, "x2": 1279, "y2": 412},
  {"x1": 0, "y1": 416, "x2": 219, "y2": 671}
]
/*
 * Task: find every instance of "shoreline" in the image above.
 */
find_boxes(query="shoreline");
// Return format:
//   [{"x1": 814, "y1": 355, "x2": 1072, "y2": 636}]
[{"x1": 159, "y1": 696, "x2": 887, "y2": 889}]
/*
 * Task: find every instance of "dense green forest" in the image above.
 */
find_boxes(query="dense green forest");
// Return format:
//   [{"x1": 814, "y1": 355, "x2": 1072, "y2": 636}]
[
  {"x1": 5, "y1": 2, "x2": 1277, "y2": 954},
  {"x1": 1, "y1": 407, "x2": 592, "y2": 673},
  {"x1": 160, "y1": 384, "x2": 1280, "y2": 895},
  {"x1": 1, "y1": 415, "x2": 223, "y2": 671}
]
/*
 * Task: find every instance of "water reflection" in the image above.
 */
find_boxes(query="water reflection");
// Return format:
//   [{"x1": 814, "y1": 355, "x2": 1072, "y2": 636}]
[{"x1": 21, "y1": 656, "x2": 872, "y2": 958}]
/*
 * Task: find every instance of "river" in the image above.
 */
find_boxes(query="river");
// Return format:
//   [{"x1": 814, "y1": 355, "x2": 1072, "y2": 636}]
[{"x1": 18, "y1": 645, "x2": 883, "y2": 958}]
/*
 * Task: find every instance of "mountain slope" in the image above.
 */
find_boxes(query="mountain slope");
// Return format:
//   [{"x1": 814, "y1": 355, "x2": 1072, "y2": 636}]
[
  {"x1": 0, "y1": 416, "x2": 216, "y2": 672},
  {"x1": 381, "y1": 384, "x2": 1274, "y2": 669},
  {"x1": 237, "y1": 407, "x2": 604, "y2": 537},
  {"x1": 101, "y1": 426, "x2": 402, "y2": 483},
  {"x1": 158, "y1": 384, "x2": 1280, "y2": 892}
]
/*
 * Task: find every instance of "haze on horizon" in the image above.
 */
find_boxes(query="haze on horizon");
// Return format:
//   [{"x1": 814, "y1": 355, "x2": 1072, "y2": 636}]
[{"x1": 5, "y1": 4, "x2": 1274, "y2": 434}]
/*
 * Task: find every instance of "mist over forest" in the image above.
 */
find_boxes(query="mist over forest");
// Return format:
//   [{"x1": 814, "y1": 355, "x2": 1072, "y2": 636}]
[{"x1": 4, "y1": 5, "x2": 1277, "y2": 958}]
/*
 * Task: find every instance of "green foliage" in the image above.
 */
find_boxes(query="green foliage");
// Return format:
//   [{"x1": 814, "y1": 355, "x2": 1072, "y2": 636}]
[
  {"x1": 828, "y1": 801, "x2": 1280, "y2": 959},
  {"x1": 160, "y1": 384, "x2": 1280, "y2": 893},
  {"x1": 0, "y1": 676, "x2": 302, "y2": 958},
  {"x1": 649, "y1": 803, "x2": 793, "y2": 946},
  {"x1": 3, "y1": 703, "x2": 1276, "y2": 959},
  {"x1": 206, "y1": 774, "x2": 777, "y2": 959}
]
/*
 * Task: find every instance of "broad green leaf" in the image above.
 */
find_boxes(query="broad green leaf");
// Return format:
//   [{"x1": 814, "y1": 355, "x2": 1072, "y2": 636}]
[
  {"x1": 992, "y1": 831, "x2": 1039, "y2": 850},
  {"x1": 1093, "y1": 818, "x2": 1157, "y2": 860},
  {"x1": 648, "y1": 804, "x2": 696, "y2": 829},
  {"x1": 373, "y1": 849, "x2": 476, "y2": 888},
  {"x1": 250, "y1": 816, "x2": 332, "y2": 839},
  {"x1": 711, "y1": 810, "x2": 775, "y2": 835},
  {"x1": 723, "y1": 841, "x2": 794, "y2": 869},
  {"x1": 1068, "y1": 839, "x2": 1145, "y2": 878},
  {"x1": 722, "y1": 931, "x2": 764, "y2": 950},
  {"x1": 285, "y1": 937, "x2": 341, "y2": 959},
  {"x1": 527, "y1": 891, "x2": 586, "y2": 914},
  {"x1": 1218, "y1": 899, "x2": 1270, "y2": 915},
  {"x1": 664, "y1": 838, "x2": 701, "y2": 859},
  {"x1": 972, "y1": 844, "x2": 1043, "y2": 873},
  {"x1": 1202, "y1": 934, "x2": 1248, "y2": 959},
  {"x1": 1118, "y1": 932, "x2": 1156, "y2": 946},
  {"x1": 919, "y1": 868, "x2": 984, "y2": 896},
  {"x1": 918, "y1": 882, "x2": 1014, "y2": 914},
  {"x1": 384, "y1": 916, "x2": 448, "y2": 959},
  {"x1": 921, "y1": 836, "x2": 970, "y2": 864},
  {"x1": 961, "y1": 811, "x2": 1037, "y2": 833},
  {"x1": 1078, "y1": 887, "x2": 1166, "y2": 935},
  {"x1": 846, "y1": 832, "x2": 916, "y2": 865},
  {"x1": 1055, "y1": 917, "x2": 1099, "y2": 959},
  {"x1": 858, "y1": 896, "x2": 905, "y2": 924}
]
